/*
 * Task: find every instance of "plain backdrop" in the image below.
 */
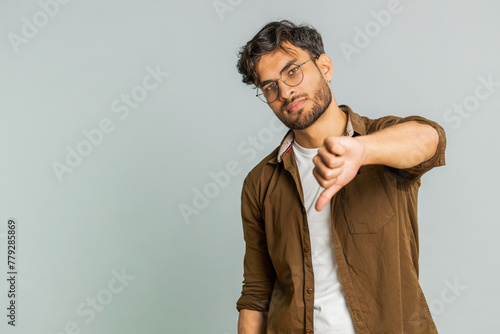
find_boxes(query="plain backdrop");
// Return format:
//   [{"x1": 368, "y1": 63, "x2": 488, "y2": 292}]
[{"x1": 0, "y1": 0, "x2": 499, "y2": 333}]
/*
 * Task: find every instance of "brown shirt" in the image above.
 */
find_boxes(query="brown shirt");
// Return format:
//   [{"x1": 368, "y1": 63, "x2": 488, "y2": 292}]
[{"x1": 236, "y1": 104, "x2": 447, "y2": 334}]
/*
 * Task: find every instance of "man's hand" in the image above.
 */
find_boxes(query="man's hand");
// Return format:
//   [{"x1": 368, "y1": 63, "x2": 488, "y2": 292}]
[
  {"x1": 311, "y1": 121, "x2": 440, "y2": 211},
  {"x1": 312, "y1": 136, "x2": 366, "y2": 211}
]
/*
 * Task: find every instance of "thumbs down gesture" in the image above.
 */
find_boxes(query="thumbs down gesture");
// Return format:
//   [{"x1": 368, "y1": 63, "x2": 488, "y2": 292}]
[{"x1": 312, "y1": 136, "x2": 366, "y2": 211}]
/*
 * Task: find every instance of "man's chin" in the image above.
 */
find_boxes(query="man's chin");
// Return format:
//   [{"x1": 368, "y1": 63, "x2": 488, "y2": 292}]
[
  {"x1": 284, "y1": 109, "x2": 305, "y2": 127},
  {"x1": 290, "y1": 117, "x2": 315, "y2": 131}
]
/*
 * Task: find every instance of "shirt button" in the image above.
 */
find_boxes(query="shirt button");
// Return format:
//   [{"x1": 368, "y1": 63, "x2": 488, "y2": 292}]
[
  {"x1": 301, "y1": 207, "x2": 306, "y2": 213},
  {"x1": 307, "y1": 288, "x2": 313, "y2": 294},
  {"x1": 304, "y1": 246, "x2": 309, "y2": 253}
]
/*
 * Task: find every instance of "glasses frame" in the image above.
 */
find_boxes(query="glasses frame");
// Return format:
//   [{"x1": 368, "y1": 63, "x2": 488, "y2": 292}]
[{"x1": 256, "y1": 56, "x2": 318, "y2": 104}]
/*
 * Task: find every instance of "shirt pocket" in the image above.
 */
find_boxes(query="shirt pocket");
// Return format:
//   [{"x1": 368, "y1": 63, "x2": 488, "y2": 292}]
[{"x1": 340, "y1": 167, "x2": 394, "y2": 234}]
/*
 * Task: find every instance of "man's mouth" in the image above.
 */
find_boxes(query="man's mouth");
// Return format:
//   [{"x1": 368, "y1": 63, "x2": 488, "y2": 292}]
[{"x1": 286, "y1": 99, "x2": 306, "y2": 113}]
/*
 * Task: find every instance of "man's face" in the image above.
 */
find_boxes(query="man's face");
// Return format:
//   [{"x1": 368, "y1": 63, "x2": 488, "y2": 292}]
[{"x1": 255, "y1": 43, "x2": 332, "y2": 130}]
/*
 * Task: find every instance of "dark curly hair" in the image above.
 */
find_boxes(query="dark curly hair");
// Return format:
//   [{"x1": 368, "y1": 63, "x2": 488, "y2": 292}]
[{"x1": 236, "y1": 20, "x2": 325, "y2": 87}]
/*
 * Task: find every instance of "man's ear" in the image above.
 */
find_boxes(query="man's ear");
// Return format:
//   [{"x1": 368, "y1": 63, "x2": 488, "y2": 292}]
[{"x1": 316, "y1": 54, "x2": 333, "y2": 82}]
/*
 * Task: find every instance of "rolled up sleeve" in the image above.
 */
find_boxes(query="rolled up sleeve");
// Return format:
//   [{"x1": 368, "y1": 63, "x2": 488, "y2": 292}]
[
  {"x1": 236, "y1": 176, "x2": 276, "y2": 314},
  {"x1": 365, "y1": 115, "x2": 447, "y2": 181}
]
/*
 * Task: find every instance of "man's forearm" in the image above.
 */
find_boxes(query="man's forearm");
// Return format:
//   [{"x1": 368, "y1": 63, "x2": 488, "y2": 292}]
[
  {"x1": 355, "y1": 121, "x2": 439, "y2": 168},
  {"x1": 238, "y1": 309, "x2": 267, "y2": 334}
]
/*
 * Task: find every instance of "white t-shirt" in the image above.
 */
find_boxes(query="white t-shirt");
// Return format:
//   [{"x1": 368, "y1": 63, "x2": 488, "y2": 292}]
[{"x1": 292, "y1": 140, "x2": 357, "y2": 334}]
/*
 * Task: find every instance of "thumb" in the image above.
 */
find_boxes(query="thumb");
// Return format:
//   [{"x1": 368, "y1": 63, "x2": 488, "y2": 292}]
[{"x1": 315, "y1": 184, "x2": 342, "y2": 211}]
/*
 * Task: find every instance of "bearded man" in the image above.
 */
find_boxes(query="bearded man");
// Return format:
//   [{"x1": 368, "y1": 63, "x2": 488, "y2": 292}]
[{"x1": 235, "y1": 20, "x2": 446, "y2": 334}]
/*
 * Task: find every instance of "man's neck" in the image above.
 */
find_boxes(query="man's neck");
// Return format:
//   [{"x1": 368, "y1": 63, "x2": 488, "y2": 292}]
[{"x1": 293, "y1": 104, "x2": 347, "y2": 149}]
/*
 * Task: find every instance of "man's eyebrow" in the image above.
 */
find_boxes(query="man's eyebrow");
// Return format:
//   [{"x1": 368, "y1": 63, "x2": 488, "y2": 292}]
[{"x1": 258, "y1": 58, "x2": 298, "y2": 87}]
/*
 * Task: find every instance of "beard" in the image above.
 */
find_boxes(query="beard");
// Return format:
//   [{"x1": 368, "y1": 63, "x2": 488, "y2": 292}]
[{"x1": 278, "y1": 76, "x2": 332, "y2": 130}]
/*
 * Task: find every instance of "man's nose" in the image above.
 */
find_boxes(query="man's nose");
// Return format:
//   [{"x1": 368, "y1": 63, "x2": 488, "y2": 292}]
[{"x1": 277, "y1": 80, "x2": 295, "y2": 101}]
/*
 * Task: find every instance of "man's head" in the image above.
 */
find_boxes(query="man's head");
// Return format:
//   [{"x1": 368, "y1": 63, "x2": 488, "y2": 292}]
[
  {"x1": 236, "y1": 20, "x2": 335, "y2": 130},
  {"x1": 237, "y1": 20, "x2": 325, "y2": 87}
]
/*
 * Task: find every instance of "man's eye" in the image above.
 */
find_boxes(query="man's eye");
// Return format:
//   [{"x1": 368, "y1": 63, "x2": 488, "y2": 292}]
[
  {"x1": 288, "y1": 67, "x2": 300, "y2": 76},
  {"x1": 265, "y1": 83, "x2": 277, "y2": 92}
]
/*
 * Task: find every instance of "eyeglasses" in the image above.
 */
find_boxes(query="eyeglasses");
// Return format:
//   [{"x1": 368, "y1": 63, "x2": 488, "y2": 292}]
[{"x1": 256, "y1": 56, "x2": 318, "y2": 103}]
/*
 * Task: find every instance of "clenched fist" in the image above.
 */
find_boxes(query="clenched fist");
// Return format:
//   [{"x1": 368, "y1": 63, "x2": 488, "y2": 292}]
[{"x1": 312, "y1": 136, "x2": 366, "y2": 211}]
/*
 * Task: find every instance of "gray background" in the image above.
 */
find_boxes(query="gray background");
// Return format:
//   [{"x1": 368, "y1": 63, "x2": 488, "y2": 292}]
[{"x1": 0, "y1": 0, "x2": 498, "y2": 333}]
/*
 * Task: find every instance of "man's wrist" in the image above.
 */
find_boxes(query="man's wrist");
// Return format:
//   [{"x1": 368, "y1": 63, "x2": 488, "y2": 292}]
[{"x1": 353, "y1": 136, "x2": 375, "y2": 167}]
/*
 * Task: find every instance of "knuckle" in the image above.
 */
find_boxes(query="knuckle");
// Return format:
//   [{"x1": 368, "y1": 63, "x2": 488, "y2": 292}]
[{"x1": 317, "y1": 178, "x2": 327, "y2": 187}]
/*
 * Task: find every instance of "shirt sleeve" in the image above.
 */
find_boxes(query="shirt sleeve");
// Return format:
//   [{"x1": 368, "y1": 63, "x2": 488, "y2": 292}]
[
  {"x1": 236, "y1": 176, "x2": 276, "y2": 313},
  {"x1": 363, "y1": 115, "x2": 447, "y2": 181}
]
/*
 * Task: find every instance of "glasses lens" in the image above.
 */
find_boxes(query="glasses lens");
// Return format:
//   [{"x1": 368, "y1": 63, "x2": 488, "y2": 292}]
[
  {"x1": 257, "y1": 84, "x2": 278, "y2": 103},
  {"x1": 283, "y1": 65, "x2": 303, "y2": 87}
]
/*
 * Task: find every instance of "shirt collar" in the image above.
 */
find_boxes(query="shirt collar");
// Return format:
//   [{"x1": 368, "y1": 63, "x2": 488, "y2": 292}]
[{"x1": 268, "y1": 104, "x2": 365, "y2": 164}]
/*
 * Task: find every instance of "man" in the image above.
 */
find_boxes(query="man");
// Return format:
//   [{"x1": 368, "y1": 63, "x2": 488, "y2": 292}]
[{"x1": 235, "y1": 20, "x2": 446, "y2": 334}]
